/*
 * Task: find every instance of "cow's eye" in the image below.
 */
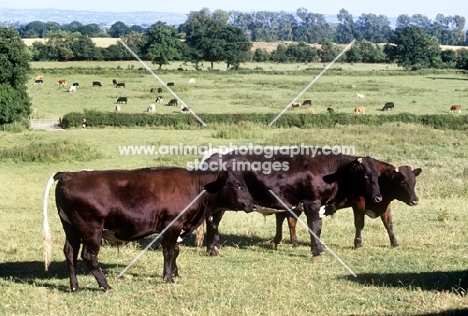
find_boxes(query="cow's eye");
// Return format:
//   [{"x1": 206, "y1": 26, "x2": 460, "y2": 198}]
[
  {"x1": 400, "y1": 181, "x2": 406, "y2": 186},
  {"x1": 364, "y1": 174, "x2": 369, "y2": 179},
  {"x1": 235, "y1": 183, "x2": 241, "y2": 189}
]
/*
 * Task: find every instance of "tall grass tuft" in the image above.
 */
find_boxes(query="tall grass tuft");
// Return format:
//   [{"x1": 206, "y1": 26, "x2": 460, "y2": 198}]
[{"x1": 0, "y1": 140, "x2": 103, "y2": 162}]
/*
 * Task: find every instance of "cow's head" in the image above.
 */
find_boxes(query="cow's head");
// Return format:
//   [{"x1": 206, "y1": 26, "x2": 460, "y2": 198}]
[
  {"x1": 386, "y1": 166, "x2": 422, "y2": 206},
  {"x1": 204, "y1": 171, "x2": 257, "y2": 213},
  {"x1": 324, "y1": 157, "x2": 383, "y2": 203}
]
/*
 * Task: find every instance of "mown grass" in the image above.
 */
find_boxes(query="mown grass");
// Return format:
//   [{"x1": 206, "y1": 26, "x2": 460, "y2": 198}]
[{"x1": 0, "y1": 122, "x2": 467, "y2": 315}]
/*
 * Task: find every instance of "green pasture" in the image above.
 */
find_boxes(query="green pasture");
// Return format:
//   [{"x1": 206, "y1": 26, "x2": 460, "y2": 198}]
[
  {"x1": 28, "y1": 61, "x2": 468, "y2": 119},
  {"x1": 2, "y1": 61, "x2": 468, "y2": 314}
]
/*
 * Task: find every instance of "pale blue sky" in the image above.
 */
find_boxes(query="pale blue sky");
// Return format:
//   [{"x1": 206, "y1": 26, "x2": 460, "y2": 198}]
[{"x1": 2, "y1": 0, "x2": 467, "y2": 19}]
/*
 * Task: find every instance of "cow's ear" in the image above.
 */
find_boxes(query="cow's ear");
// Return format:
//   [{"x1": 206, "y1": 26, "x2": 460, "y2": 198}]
[
  {"x1": 413, "y1": 168, "x2": 422, "y2": 177},
  {"x1": 323, "y1": 172, "x2": 340, "y2": 184},
  {"x1": 204, "y1": 172, "x2": 228, "y2": 194}
]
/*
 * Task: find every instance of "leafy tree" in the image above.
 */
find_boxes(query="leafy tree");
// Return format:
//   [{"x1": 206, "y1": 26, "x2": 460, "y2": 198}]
[
  {"x1": 253, "y1": 48, "x2": 270, "y2": 62},
  {"x1": 142, "y1": 21, "x2": 181, "y2": 68},
  {"x1": 455, "y1": 48, "x2": 468, "y2": 70},
  {"x1": 179, "y1": 9, "x2": 251, "y2": 69},
  {"x1": 108, "y1": 21, "x2": 131, "y2": 38},
  {"x1": 319, "y1": 39, "x2": 341, "y2": 62},
  {"x1": 270, "y1": 43, "x2": 290, "y2": 63},
  {"x1": 335, "y1": 9, "x2": 358, "y2": 44},
  {"x1": 345, "y1": 45, "x2": 362, "y2": 63},
  {"x1": 0, "y1": 27, "x2": 31, "y2": 124},
  {"x1": 385, "y1": 26, "x2": 441, "y2": 70}
]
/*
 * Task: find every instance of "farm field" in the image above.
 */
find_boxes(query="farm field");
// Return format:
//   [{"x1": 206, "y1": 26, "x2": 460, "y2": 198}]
[
  {"x1": 1, "y1": 61, "x2": 467, "y2": 315},
  {"x1": 27, "y1": 61, "x2": 468, "y2": 119}
]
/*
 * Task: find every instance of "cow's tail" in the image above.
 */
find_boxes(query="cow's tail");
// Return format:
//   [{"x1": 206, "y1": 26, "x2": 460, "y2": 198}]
[{"x1": 43, "y1": 172, "x2": 57, "y2": 271}]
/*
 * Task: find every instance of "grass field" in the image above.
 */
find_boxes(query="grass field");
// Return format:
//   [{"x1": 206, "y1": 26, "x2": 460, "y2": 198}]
[
  {"x1": 28, "y1": 61, "x2": 468, "y2": 119},
  {"x1": 1, "y1": 61, "x2": 467, "y2": 315}
]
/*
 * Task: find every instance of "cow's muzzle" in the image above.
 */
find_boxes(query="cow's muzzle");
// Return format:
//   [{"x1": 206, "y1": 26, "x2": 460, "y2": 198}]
[
  {"x1": 373, "y1": 195, "x2": 383, "y2": 203},
  {"x1": 409, "y1": 200, "x2": 419, "y2": 206}
]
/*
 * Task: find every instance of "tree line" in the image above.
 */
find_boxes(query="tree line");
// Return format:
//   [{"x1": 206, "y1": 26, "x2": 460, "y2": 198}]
[
  {"x1": 18, "y1": 8, "x2": 467, "y2": 45},
  {"x1": 21, "y1": 9, "x2": 468, "y2": 71}
]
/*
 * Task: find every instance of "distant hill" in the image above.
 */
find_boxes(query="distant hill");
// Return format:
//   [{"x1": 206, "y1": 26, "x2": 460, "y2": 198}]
[{"x1": 0, "y1": 8, "x2": 188, "y2": 27}]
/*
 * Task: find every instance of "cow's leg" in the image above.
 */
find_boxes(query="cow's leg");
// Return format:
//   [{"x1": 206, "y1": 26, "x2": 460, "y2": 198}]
[
  {"x1": 162, "y1": 228, "x2": 180, "y2": 283},
  {"x1": 380, "y1": 204, "x2": 399, "y2": 247},
  {"x1": 353, "y1": 207, "x2": 365, "y2": 249},
  {"x1": 81, "y1": 238, "x2": 111, "y2": 291},
  {"x1": 206, "y1": 210, "x2": 225, "y2": 256},
  {"x1": 272, "y1": 212, "x2": 287, "y2": 249},
  {"x1": 287, "y1": 210, "x2": 302, "y2": 247},
  {"x1": 303, "y1": 200, "x2": 324, "y2": 256},
  {"x1": 62, "y1": 223, "x2": 81, "y2": 292}
]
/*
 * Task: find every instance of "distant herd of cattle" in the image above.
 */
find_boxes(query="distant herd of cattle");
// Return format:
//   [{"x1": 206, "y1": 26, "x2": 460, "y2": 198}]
[
  {"x1": 42, "y1": 148, "x2": 422, "y2": 291},
  {"x1": 33, "y1": 75, "x2": 462, "y2": 114}
]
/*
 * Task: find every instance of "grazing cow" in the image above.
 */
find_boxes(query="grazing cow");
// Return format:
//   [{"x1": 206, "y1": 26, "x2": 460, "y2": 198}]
[
  {"x1": 167, "y1": 82, "x2": 175, "y2": 87},
  {"x1": 34, "y1": 79, "x2": 43, "y2": 85},
  {"x1": 168, "y1": 99, "x2": 178, "y2": 107},
  {"x1": 42, "y1": 168, "x2": 257, "y2": 291},
  {"x1": 272, "y1": 161, "x2": 422, "y2": 250},
  {"x1": 36, "y1": 75, "x2": 44, "y2": 81},
  {"x1": 68, "y1": 86, "x2": 77, "y2": 93},
  {"x1": 157, "y1": 87, "x2": 163, "y2": 94},
  {"x1": 306, "y1": 108, "x2": 314, "y2": 114},
  {"x1": 112, "y1": 79, "x2": 118, "y2": 86},
  {"x1": 449, "y1": 104, "x2": 462, "y2": 113},
  {"x1": 116, "y1": 97, "x2": 127, "y2": 104},
  {"x1": 214, "y1": 82, "x2": 220, "y2": 87},
  {"x1": 58, "y1": 79, "x2": 67, "y2": 87},
  {"x1": 382, "y1": 102, "x2": 394, "y2": 111},
  {"x1": 353, "y1": 106, "x2": 365, "y2": 114},
  {"x1": 150, "y1": 88, "x2": 156, "y2": 93},
  {"x1": 188, "y1": 78, "x2": 195, "y2": 84},
  {"x1": 72, "y1": 82, "x2": 79, "y2": 87},
  {"x1": 115, "y1": 105, "x2": 121, "y2": 112},
  {"x1": 197, "y1": 150, "x2": 382, "y2": 256},
  {"x1": 180, "y1": 106, "x2": 190, "y2": 113},
  {"x1": 147, "y1": 104, "x2": 156, "y2": 113},
  {"x1": 155, "y1": 96, "x2": 164, "y2": 103},
  {"x1": 116, "y1": 82, "x2": 125, "y2": 88},
  {"x1": 302, "y1": 100, "x2": 312, "y2": 106},
  {"x1": 291, "y1": 102, "x2": 301, "y2": 110},
  {"x1": 327, "y1": 107, "x2": 335, "y2": 113},
  {"x1": 92, "y1": 81, "x2": 102, "y2": 87},
  {"x1": 356, "y1": 93, "x2": 365, "y2": 98}
]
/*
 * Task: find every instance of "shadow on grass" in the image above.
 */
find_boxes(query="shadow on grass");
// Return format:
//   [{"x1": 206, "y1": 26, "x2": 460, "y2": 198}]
[
  {"x1": 345, "y1": 270, "x2": 468, "y2": 293},
  {"x1": 0, "y1": 260, "x2": 118, "y2": 292},
  {"x1": 426, "y1": 76, "x2": 468, "y2": 81}
]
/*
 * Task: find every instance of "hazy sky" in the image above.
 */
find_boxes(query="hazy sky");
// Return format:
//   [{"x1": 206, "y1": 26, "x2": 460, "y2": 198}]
[{"x1": 2, "y1": 0, "x2": 467, "y2": 18}]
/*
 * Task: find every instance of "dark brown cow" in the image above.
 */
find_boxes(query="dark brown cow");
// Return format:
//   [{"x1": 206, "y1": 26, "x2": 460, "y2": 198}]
[
  {"x1": 115, "y1": 82, "x2": 125, "y2": 88},
  {"x1": 42, "y1": 168, "x2": 257, "y2": 291},
  {"x1": 167, "y1": 82, "x2": 175, "y2": 87},
  {"x1": 382, "y1": 102, "x2": 394, "y2": 111},
  {"x1": 272, "y1": 160, "x2": 422, "y2": 249},
  {"x1": 92, "y1": 81, "x2": 102, "y2": 87},
  {"x1": 198, "y1": 149, "x2": 382, "y2": 256},
  {"x1": 302, "y1": 100, "x2": 312, "y2": 106},
  {"x1": 116, "y1": 96, "x2": 127, "y2": 104},
  {"x1": 168, "y1": 98, "x2": 178, "y2": 107},
  {"x1": 157, "y1": 87, "x2": 163, "y2": 94}
]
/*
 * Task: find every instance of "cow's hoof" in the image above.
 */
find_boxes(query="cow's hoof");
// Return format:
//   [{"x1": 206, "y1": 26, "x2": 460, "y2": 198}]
[{"x1": 354, "y1": 244, "x2": 363, "y2": 249}]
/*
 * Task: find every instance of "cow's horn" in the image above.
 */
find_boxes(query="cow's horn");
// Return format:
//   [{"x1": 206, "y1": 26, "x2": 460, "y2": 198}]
[
  {"x1": 357, "y1": 157, "x2": 362, "y2": 163},
  {"x1": 395, "y1": 167, "x2": 399, "y2": 173}
]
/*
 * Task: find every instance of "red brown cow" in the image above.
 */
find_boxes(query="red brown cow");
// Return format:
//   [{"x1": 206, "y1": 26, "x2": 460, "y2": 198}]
[
  {"x1": 449, "y1": 104, "x2": 462, "y2": 113},
  {"x1": 58, "y1": 79, "x2": 67, "y2": 86},
  {"x1": 42, "y1": 168, "x2": 256, "y2": 291},
  {"x1": 272, "y1": 160, "x2": 421, "y2": 249}
]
